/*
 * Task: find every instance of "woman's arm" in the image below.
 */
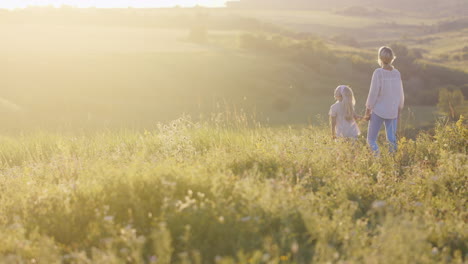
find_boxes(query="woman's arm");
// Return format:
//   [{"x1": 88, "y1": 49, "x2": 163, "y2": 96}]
[
  {"x1": 399, "y1": 80, "x2": 405, "y2": 111},
  {"x1": 365, "y1": 70, "x2": 380, "y2": 113},
  {"x1": 364, "y1": 108, "x2": 372, "y2": 121}
]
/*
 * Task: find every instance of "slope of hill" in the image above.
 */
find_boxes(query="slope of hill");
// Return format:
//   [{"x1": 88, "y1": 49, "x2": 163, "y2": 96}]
[
  {"x1": 0, "y1": 117, "x2": 466, "y2": 263},
  {"x1": 0, "y1": 8, "x2": 466, "y2": 131},
  {"x1": 227, "y1": 0, "x2": 467, "y2": 16}
]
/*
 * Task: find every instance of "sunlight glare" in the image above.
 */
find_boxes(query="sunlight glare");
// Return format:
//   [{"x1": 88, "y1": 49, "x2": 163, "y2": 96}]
[{"x1": 1, "y1": 0, "x2": 229, "y2": 9}]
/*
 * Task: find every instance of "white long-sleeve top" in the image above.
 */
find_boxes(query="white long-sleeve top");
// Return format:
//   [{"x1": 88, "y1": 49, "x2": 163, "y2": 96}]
[{"x1": 366, "y1": 68, "x2": 405, "y2": 119}]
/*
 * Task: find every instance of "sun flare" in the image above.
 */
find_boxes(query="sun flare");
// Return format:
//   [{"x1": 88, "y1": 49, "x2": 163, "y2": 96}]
[{"x1": 0, "y1": 0, "x2": 228, "y2": 9}]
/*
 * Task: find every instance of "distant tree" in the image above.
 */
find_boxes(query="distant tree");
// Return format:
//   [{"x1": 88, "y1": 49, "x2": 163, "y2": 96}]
[
  {"x1": 331, "y1": 34, "x2": 360, "y2": 48},
  {"x1": 439, "y1": 53, "x2": 449, "y2": 60},
  {"x1": 239, "y1": 33, "x2": 270, "y2": 51},
  {"x1": 437, "y1": 88, "x2": 466, "y2": 120},
  {"x1": 390, "y1": 43, "x2": 413, "y2": 61}
]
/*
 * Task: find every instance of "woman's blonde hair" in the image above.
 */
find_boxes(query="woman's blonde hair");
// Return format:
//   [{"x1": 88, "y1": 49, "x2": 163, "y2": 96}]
[
  {"x1": 334, "y1": 85, "x2": 356, "y2": 122},
  {"x1": 378, "y1": 46, "x2": 395, "y2": 67}
]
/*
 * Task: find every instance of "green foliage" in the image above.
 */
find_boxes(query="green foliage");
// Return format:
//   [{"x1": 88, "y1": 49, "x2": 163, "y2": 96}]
[
  {"x1": 437, "y1": 88, "x2": 467, "y2": 120},
  {"x1": 385, "y1": 42, "x2": 468, "y2": 105},
  {"x1": 238, "y1": 36, "x2": 468, "y2": 107},
  {"x1": 0, "y1": 117, "x2": 466, "y2": 263}
]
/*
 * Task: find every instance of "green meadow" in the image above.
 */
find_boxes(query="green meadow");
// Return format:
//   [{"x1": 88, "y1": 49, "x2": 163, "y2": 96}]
[{"x1": 0, "y1": 116, "x2": 466, "y2": 263}]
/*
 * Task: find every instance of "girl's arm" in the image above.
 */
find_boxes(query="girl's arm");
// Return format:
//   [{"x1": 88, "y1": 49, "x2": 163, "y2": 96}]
[
  {"x1": 354, "y1": 113, "x2": 363, "y2": 121},
  {"x1": 330, "y1": 115, "x2": 337, "y2": 139}
]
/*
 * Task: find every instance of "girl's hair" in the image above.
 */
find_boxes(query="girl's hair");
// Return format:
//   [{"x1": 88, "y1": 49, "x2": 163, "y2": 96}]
[
  {"x1": 378, "y1": 46, "x2": 396, "y2": 67},
  {"x1": 334, "y1": 85, "x2": 356, "y2": 122}
]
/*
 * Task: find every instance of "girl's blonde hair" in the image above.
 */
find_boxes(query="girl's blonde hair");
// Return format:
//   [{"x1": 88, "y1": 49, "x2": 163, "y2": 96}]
[
  {"x1": 334, "y1": 85, "x2": 356, "y2": 122},
  {"x1": 378, "y1": 46, "x2": 395, "y2": 67}
]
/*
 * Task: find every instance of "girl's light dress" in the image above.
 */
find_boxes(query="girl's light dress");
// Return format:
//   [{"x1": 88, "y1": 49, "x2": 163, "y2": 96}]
[{"x1": 329, "y1": 101, "x2": 361, "y2": 138}]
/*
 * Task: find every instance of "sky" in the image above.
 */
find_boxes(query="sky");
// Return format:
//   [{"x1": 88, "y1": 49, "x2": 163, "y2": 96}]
[{"x1": 0, "y1": 0, "x2": 231, "y2": 9}]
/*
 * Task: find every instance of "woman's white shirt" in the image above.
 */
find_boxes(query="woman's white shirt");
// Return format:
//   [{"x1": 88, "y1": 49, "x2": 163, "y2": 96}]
[{"x1": 366, "y1": 68, "x2": 405, "y2": 119}]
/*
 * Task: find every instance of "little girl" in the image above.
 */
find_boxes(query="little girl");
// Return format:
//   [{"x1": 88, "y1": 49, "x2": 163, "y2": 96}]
[{"x1": 329, "y1": 85, "x2": 361, "y2": 139}]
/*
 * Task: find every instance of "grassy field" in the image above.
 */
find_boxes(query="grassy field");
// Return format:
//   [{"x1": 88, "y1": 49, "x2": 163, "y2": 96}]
[
  {"x1": 411, "y1": 28, "x2": 468, "y2": 72},
  {"x1": 0, "y1": 116, "x2": 466, "y2": 263},
  {"x1": 0, "y1": 6, "x2": 466, "y2": 264}
]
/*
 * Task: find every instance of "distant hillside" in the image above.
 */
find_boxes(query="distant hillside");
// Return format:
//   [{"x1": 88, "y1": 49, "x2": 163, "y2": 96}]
[
  {"x1": 227, "y1": 0, "x2": 467, "y2": 16},
  {"x1": 1, "y1": 8, "x2": 466, "y2": 130}
]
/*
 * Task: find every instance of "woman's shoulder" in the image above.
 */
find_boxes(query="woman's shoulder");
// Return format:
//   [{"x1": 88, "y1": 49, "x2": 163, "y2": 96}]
[
  {"x1": 375, "y1": 67, "x2": 401, "y2": 77},
  {"x1": 372, "y1": 68, "x2": 383, "y2": 76}
]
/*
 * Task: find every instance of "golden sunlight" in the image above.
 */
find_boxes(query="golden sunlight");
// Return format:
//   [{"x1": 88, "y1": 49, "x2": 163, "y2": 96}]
[
  {"x1": 0, "y1": 0, "x2": 466, "y2": 262},
  {"x1": 1, "y1": 0, "x2": 229, "y2": 9}
]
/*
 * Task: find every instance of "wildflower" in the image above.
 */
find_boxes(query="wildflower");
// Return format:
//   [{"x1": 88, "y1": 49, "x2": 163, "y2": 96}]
[
  {"x1": 371, "y1": 200, "x2": 386, "y2": 209},
  {"x1": 241, "y1": 216, "x2": 251, "y2": 222},
  {"x1": 376, "y1": 171, "x2": 384, "y2": 182},
  {"x1": 280, "y1": 255, "x2": 289, "y2": 261},
  {"x1": 262, "y1": 253, "x2": 270, "y2": 261},
  {"x1": 103, "y1": 216, "x2": 114, "y2": 222},
  {"x1": 291, "y1": 242, "x2": 299, "y2": 253}
]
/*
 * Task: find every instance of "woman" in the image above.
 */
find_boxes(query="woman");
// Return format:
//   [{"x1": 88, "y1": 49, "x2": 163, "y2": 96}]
[{"x1": 364, "y1": 46, "x2": 405, "y2": 153}]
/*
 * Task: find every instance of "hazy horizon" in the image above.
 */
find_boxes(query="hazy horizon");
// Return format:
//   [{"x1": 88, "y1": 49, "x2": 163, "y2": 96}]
[{"x1": 0, "y1": 0, "x2": 232, "y2": 9}]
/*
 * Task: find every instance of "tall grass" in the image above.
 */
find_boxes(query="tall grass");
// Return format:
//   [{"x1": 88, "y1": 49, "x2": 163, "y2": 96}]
[{"x1": 0, "y1": 116, "x2": 466, "y2": 263}]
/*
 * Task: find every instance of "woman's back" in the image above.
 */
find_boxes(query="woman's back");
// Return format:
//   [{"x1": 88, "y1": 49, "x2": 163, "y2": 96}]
[{"x1": 366, "y1": 68, "x2": 404, "y2": 119}]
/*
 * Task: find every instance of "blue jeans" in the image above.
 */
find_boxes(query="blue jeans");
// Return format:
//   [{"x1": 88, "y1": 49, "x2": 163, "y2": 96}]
[{"x1": 367, "y1": 113, "x2": 398, "y2": 154}]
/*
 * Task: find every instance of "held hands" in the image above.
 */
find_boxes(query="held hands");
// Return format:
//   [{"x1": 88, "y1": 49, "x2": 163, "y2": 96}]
[
  {"x1": 354, "y1": 114, "x2": 363, "y2": 122},
  {"x1": 363, "y1": 114, "x2": 371, "y2": 122},
  {"x1": 363, "y1": 108, "x2": 372, "y2": 122}
]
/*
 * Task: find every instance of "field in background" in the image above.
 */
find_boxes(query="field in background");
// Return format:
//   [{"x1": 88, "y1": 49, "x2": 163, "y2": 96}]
[{"x1": 0, "y1": 7, "x2": 466, "y2": 131}]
